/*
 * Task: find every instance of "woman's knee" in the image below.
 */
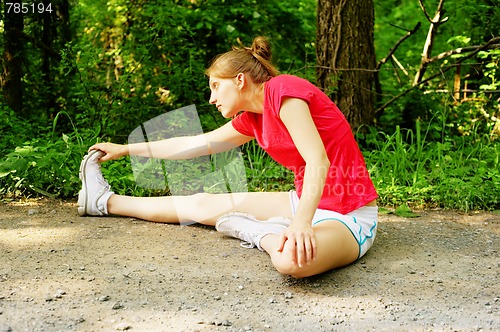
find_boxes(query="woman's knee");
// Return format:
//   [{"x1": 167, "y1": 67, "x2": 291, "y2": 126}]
[
  {"x1": 272, "y1": 259, "x2": 317, "y2": 278},
  {"x1": 269, "y1": 228, "x2": 360, "y2": 278},
  {"x1": 184, "y1": 192, "x2": 213, "y2": 221},
  {"x1": 270, "y1": 252, "x2": 316, "y2": 278}
]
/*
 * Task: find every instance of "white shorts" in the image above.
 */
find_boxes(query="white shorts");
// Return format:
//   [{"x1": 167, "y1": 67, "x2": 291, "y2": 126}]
[{"x1": 289, "y1": 191, "x2": 378, "y2": 258}]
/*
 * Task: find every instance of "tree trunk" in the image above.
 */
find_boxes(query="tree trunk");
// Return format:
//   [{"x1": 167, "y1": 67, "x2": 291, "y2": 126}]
[
  {"x1": 41, "y1": 2, "x2": 55, "y2": 113},
  {"x1": 413, "y1": 0, "x2": 446, "y2": 86},
  {"x1": 40, "y1": 0, "x2": 71, "y2": 116},
  {"x1": 2, "y1": 1, "x2": 24, "y2": 114},
  {"x1": 316, "y1": 0, "x2": 376, "y2": 130}
]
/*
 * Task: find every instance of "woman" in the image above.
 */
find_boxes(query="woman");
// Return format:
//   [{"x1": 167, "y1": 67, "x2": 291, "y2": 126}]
[{"x1": 78, "y1": 36, "x2": 378, "y2": 278}]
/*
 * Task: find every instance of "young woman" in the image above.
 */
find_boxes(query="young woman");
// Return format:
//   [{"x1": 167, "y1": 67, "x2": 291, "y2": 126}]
[{"x1": 78, "y1": 36, "x2": 378, "y2": 278}]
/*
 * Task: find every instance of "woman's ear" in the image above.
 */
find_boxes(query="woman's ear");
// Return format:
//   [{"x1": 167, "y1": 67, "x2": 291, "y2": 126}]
[{"x1": 235, "y1": 72, "x2": 245, "y2": 90}]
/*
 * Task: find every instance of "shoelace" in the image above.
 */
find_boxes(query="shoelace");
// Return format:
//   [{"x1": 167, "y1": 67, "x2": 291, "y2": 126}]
[
  {"x1": 240, "y1": 241, "x2": 255, "y2": 249},
  {"x1": 236, "y1": 229, "x2": 259, "y2": 249},
  {"x1": 95, "y1": 173, "x2": 111, "y2": 191}
]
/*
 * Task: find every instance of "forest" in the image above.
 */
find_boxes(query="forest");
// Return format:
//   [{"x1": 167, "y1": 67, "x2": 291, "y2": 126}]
[{"x1": 1, "y1": 0, "x2": 499, "y2": 212}]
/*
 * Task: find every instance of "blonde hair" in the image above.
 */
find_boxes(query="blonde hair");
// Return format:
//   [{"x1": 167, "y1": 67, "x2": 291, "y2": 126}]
[{"x1": 205, "y1": 36, "x2": 279, "y2": 83}]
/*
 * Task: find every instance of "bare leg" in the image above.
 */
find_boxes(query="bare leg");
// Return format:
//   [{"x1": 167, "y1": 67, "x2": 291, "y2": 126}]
[
  {"x1": 107, "y1": 192, "x2": 293, "y2": 226},
  {"x1": 260, "y1": 220, "x2": 359, "y2": 278}
]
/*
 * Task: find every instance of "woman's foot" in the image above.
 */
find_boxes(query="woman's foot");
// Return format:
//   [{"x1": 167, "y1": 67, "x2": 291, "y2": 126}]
[
  {"x1": 77, "y1": 150, "x2": 114, "y2": 216},
  {"x1": 216, "y1": 212, "x2": 290, "y2": 250}
]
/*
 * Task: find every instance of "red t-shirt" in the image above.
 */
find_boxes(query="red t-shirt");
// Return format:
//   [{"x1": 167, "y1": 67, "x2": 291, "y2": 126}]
[{"x1": 231, "y1": 74, "x2": 378, "y2": 214}]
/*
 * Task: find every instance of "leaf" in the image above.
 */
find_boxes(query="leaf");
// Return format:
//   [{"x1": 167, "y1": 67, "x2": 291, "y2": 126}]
[
  {"x1": 395, "y1": 204, "x2": 420, "y2": 218},
  {"x1": 30, "y1": 186, "x2": 57, "y2": 199},
  {"x1": 0, "y1": 169, "x2": 16, "y2": 178},
  {"x1": 480, "y1": 84, "x2": 496, "y2": 90},
  {"x1": 14, "y1": 146, "x2": 35, "y2": 155},
  {"x1": 378, "y1": 207, "x2": 393, "y2": 215},
  {"x1": 62, "y1": 133, "x2": 70, "y2": 145}
]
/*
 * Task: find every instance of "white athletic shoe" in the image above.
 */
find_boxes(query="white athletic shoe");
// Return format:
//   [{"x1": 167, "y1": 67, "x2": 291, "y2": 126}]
[
  {"x1": 216, "y1": 212, "x2": 291, "y2": 250},
  {"x1": 77, "y1": 150, "x2": 114, "y2": 216}
]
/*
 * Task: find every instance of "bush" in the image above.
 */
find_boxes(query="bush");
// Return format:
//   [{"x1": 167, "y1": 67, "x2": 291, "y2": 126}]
[{"x1": 360, "y1": 121, "x2": 500, "y2": 211}]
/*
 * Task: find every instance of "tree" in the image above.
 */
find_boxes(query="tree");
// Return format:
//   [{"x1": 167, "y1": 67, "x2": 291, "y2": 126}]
[
  {"x1": 316, "y1": 0, "x2": 376, "y2": 130},
  {"x1": 38, "y1": 0, "x2": 71, "y2": 114},
  {"x1": 1, "y1": 0, "x2": 71, "y2": 118},
  {"x1": 2, "y1": 1, "x2": 24, "y2": 114},
  {"x1": 373, "y1": 0, "x2": 500, "y2": 128}
]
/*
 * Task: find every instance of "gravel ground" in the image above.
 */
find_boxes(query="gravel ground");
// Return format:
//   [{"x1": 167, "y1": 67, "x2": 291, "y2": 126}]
[{"x1": 0, "y1": 198, "x2": 499, "y2": 332}]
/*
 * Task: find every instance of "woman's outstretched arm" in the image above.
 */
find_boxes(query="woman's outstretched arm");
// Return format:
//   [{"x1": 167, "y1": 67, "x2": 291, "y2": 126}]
[{"x1": 90, "y1": 121, "x2": 253, "y2": 162}]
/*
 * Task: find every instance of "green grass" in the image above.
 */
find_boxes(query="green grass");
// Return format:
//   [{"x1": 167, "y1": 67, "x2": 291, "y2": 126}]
[
  {"x1": 242, "y1": 140, "x2": 295, "y2": 193},
  {"x1": 1, "y1": 112, "x2": 499, "y2": 211},
  {"x1": 361, "y1": 121, "x2": 500, "y2": 211}
]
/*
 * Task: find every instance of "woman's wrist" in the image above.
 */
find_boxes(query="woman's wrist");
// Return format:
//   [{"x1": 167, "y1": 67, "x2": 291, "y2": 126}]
[
  {"x1": 291, "y1": 209, "x2": 315, "y2": 226},
  {"x1": 121, "y1": 144, "x2": 130, "y2": 157}
]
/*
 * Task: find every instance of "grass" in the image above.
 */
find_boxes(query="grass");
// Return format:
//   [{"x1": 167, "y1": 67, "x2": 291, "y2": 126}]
[
  {"x1": 360, "y1": 121, "x2": 500, "y2": 211},
  {"x1": 1, "y1": 113, "x2": 499, "y2": 212}
]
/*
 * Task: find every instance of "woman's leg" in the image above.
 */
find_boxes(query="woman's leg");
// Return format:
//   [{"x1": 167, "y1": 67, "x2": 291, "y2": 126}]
[
  {"x1": 79, "y1": 149, "x2": 293, "y2": 225},
  {"x1": 107, "y1": 191, "x2": 293, "y2": 226},
  {"x1": 260, "y1": 219, "x2": 359, "y2": 278}
]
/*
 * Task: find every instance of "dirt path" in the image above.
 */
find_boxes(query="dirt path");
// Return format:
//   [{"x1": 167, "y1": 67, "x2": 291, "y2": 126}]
[{"x1": 0, "y1": 199, "x2": 499, "y2": 331}]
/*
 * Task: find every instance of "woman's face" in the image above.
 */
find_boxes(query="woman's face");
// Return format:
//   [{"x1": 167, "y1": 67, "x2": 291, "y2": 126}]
[{"x1": 208, "y1": 76, "x2": 243, "y2": 118}]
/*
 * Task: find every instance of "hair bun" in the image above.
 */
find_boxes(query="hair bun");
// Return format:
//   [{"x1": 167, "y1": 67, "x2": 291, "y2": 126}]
[
  {"x1": 250, "y1": 36, "x2": 272, "y2": 62},
  {"x1": 207, "y1": 36, "x2": 278, "y2": 83}
]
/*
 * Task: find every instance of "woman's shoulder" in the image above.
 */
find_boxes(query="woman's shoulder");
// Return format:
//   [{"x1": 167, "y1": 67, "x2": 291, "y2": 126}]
[
  {"x1": 268, "y1": 74, "x2": 310, "y2": 85},
  {"x1": 264, "y1": 75, "x2": 322, "y2": 113},
  {"x1": 266, "y1": 75, "x2": 316, "y2": 94}
]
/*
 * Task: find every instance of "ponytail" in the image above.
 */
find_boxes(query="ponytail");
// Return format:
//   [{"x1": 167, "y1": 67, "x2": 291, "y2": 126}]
[{"x1": 206, "y1": 36, "x2": 279, "y2": 83}]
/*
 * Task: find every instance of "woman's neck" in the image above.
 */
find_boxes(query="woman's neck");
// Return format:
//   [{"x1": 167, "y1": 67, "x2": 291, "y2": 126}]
[{"x1": 243, "y1": 82, "x2": 265, "y2": 114}]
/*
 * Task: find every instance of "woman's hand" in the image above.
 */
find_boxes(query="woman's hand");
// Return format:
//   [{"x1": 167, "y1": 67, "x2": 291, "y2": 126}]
[
  {"x1": 277, "y1": 221, "x2": 317, "y2": 268},
  {"x1": 88, "y1": 143, "x2": 128, "y2": 162}
]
